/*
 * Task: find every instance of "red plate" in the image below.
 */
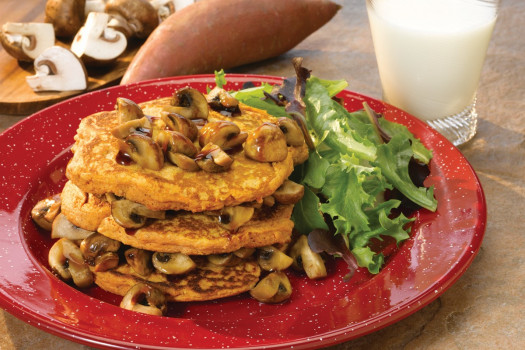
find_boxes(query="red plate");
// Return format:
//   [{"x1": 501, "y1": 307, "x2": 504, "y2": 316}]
[{"x1": 0, "y1": 75, "x2": 486, "y2": 349}]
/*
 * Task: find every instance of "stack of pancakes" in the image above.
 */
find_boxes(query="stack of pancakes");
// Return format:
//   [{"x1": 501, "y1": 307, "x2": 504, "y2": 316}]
[{"x1": 59, "y1": 89, "x2": 309, "y2": 303}]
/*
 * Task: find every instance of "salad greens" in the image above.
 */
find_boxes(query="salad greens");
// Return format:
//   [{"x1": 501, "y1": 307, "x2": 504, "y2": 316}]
[{"x1": 215, "y1": 64, "x2": 437, "y2": 275}]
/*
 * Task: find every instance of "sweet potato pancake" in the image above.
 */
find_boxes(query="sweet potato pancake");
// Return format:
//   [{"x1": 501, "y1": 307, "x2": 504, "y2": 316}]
[
  {"x1": 60, "y1": 181, "x2": 294, "y2": 255},
  {"x1": 94, "y1": 259, "x2": 261, "y2": 302},
  {"x1": 66, "y1": 99, "x2": 307, "y2": 212}
]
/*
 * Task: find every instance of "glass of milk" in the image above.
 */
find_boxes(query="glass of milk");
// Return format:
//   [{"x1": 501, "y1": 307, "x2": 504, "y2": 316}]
[{"x1": 366, "y1": 0, "x2": 498, "y2": 146}]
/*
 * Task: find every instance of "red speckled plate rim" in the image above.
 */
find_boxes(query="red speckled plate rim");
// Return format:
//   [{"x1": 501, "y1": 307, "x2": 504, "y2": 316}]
[{"x1": 0, "y1": 74, "x2": 486, "y2": 350}]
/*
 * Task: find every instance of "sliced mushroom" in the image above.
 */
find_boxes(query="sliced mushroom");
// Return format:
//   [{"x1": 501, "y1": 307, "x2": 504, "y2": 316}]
[
  {"x1": 206, "y1": 87, "x2": 241, "y2": 116},
  {"x1": 105, "y1": 0, "x2": 159, "y2": 38},
  {"x1": 92, "y1": 251, "x2": 120, "y2": 272},
  {"x1": 161, "y1": 112, "x2": 198, "y2": 141},
  {"x1": 80, "y1": 232, "x2": 121, "y2": 263},
  {"x1": 233, "y1": 247, "x2": 255, "y2": 259},
  {"x1": 48, "y1": 239, "x2": 72, "y2": 280},
  {"x1": 262, "y1": 195, "x2": 275, "y2": 207},
  {"x1": 195, "y1": 143, "x2": 233, "y2": 173},
  {"x1": 249, "y1": 271, "x2": 292, "y2": 303},
  {"x1": 244, "y1": 123, "x2": 288, "y2": 163},
  {"x1": 112, "y1": 116, "x2": 152, "y2": 139},
  {"x1": 0, "y1": 22, "x2": 55, "y2": 62},
  {"x1": 198, "y1": 121, "x2": 247, "y2": 150},
  {"x1": 116, "y1": 97, "x2": 144, "y2": 123},
  {"x1": 125, "y1": 248, "x2": 153, "y2": 276},
  {"x1": 257, "y1": 246, "x2": 293, "y2": 272},
  {"x1": 152, "y1": 252, "x2": 196, "y2": 275},
  {"x1": 272, "y1": 180, "x2": 305, "y2": 205},
  {"x1": 71, "y1": 11, "x2": 127, "y2": 66},
  {"x1": 120, "y1": 282, "x2": 167, "y2": 316},
  {"x1": 165, "y1": 87, "x2": 209, "y2": 120},
  {"x1": 289, "y1": 235, "x2": 327, "y2": 279},
  {"x1": 111, "y1": 198, "x2": 166, "y2": 229},
  {"x1": 26, "y1": 46, "x2": 88, "y2": 92},
  {"x1": 49, "y1": 238, "x2": 94, "y2": 288},
  {"x1": 278, "y1": 117, "x2": 305, "y2": 147},
  {"x1": 45, "y1": 0, "x2": 86, "y2": 38},
  {"x1": 120, "y1": 133, "x2": 164, "y2": 170},
  {"x1": 51, "y1": 213, "x2": 94, "y2": 240},
  {"x1": 207, "y1": 253, "x2": 241, "y2": 266},
  {"x1": 31, "y1": 194, "x2": 61, "y2": 231},
  {"x1": 218, "y1": 206, "x2": 254, "y2": 232}
]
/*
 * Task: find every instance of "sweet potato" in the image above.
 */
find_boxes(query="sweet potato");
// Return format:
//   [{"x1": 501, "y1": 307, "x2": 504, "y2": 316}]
[{"x1": 120, "y1": 0, "x2": 341, "y2": 84}]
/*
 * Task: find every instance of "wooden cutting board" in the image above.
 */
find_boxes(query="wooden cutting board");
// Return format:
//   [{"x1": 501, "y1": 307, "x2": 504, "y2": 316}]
[{"x1": 0, "y1": 0, "x2": 141, "y2": 115}]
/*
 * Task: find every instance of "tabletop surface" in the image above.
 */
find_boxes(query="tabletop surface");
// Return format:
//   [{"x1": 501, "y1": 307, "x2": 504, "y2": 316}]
[{"x1": 1, "y1": 0, "x2": 524, "y2": 349}]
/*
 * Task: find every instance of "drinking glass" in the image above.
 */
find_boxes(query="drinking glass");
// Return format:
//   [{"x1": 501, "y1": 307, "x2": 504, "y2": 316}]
[{"x1": 366, "y1": 0, "x2": 499, "y2": 146}]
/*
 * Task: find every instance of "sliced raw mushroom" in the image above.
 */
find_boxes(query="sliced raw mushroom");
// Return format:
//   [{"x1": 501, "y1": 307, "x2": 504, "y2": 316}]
[
  {"x1": 31, "y1": 194, "x2": 61, "y2": 231},
  {"x1": 51, "y1": 213, "x2": 94, "y2": 240},
  {"x1": 198, "y1": 121, "x2": 247, "y2": 150},
  {"x1": 206, "y1": 87, "x2": 241, "y2": 115},
  {"x1": 120, "y1": 133, "x2": 164, "y2": 170},
  {"x1": 165, "y1": 87, "x2": 209, "y2": 120},
  {"x1": 71, "y1": 12, "x2": 127, "y2": 66},
  {"x1": 195, "y1": 143, "x2": 233, "y2": 173},
  {"x1": 80, "y1": 232, "x2": 121, "y2": 263},
  {"x1": 233, "y1": 247, "x2": 255, "y2": 259},
  {"x1": 161, "y1": 112, "x2": 198, "y2": 141},
  {"x1": 26, "y1": 46, "x2": 88, "y2": 92},
  {"x1": 115, "y1": 97, "x2": 144, "y2": 123},
  {"x1": 49, "y1": 238, "x2": 94, "y2": 288},
  {"x1": 120, "y1": 282, "x2": 167, "y2": 316},
  {"x1": 249, "y1": 271, "x2": 292, "y2": 303},
  {"x1": 218, "y1": 206, "x2": 254, "y2": 232},
  {"x1": 111, "y1": 198, "x2": 166, "y2": 229},
  {"x1": 277, "y1": 117, "x2": 305, "y2": 147},
  {"x1": 257, "y1": 246, "x2": 293, "y2": 272},
  {"x1": 272, "y1": 180, "x2": 305, "y2": 205},
  {"x1": 289, "y1": 235, "x2": 327, "y2": 279},
  {"x1": 152, "y1": 252, "x2": 196, "y2": 275},
  {"x1": 125, "y1": 247, "x2": 153, "y2": 276},
  {"x1": 45, "y1": 0, "x2": 86, "y2": 38},
  {"x1": 112, "y1": 116, "x2": 152, "y2": 139},
  {"x1": 244, "y1": 123, "x2": 288, "y2": 163},
  {"x1": 0, "y1": 22, "x2": 55, "y2": 62},
  {"x1": 207, "y1": 253, "x2": 241, "y2": 266},
  {"x1": 105, "y1": 0, "x2": 159, "y2": 38}
]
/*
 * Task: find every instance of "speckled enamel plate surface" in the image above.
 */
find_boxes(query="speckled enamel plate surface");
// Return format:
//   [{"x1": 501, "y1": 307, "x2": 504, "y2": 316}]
[{"x1": 0, "y1": 75, "x2": 486, "y2": 350}]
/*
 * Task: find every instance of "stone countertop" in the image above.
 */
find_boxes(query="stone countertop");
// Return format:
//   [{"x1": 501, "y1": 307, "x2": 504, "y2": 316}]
[{"x1": 1, "y1": 0, "x2": 523, "y2": 349}]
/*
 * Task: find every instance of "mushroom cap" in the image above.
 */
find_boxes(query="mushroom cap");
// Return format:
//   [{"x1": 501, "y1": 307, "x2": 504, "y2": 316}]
[
  {"x1": 105, "y1": 0, "x2": 159, "y2": 38},
  {"x1": 45, "y1": 0, "x2": 86, "y2": 38}
]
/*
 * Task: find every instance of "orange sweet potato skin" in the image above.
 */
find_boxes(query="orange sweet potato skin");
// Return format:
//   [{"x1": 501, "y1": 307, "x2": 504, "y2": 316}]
[{"x1": 121, "y1": 0, "x2": 341, "y2": 84}]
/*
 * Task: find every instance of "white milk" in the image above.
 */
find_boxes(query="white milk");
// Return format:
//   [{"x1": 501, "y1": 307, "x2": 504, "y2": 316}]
[{"x1": 367, "y1": 0, "x2": 497, "y2": 120}]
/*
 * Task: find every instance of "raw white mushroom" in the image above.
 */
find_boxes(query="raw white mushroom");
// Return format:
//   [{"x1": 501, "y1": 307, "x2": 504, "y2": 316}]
[
  {"x1": 71, "y1": 12, "x2": 127, "y2": 65},
  {"x1": 26, "y1": 46, "x2": 88, "y2": 92},
  {"x1": 0, "y1": 22, "x2": 55, "y2": 61}
]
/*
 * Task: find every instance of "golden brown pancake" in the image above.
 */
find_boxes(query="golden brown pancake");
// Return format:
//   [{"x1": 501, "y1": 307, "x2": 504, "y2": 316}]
[
  {"x1": 60, "y1": 181, "x2": 294, "y2": 255},
  {"x1": 94, "y1": 259, "x2": 260, "y2": 302},
  {"x1": 66, "y1": 99, "x2": 308, "y2": 212},
  {"x1": 60, "y1": 181, "x2": 110, "y2": 231},
  {"x1": 97, "y1": 204, "x2": 294, "y2": 255}
]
